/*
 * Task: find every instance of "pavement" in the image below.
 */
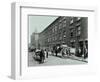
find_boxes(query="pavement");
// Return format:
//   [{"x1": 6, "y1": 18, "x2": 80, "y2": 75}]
[
  {"x1": 28, "y1": 52, "x2": 87, "y2": 67},
  {"x1": 51, "y1": 52, "x2": 88, "y2": 62},
  {"x1": 68, "y1": 55, "x2": 88, "y2": 63}
]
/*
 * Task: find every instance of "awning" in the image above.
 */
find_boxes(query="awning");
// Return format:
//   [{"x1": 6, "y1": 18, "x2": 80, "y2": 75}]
[{"x1": 61, "y1": 44, "x2": 68, "y2": 48}]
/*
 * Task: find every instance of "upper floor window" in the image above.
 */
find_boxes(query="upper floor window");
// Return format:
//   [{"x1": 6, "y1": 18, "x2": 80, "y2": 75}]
[
  {"x1": 77, "y1": 26, "x2": 81, "y2": 31},
  {"x1": 76, "y1": 22, "x2": 81, "y2": 27},
  {"x1": 77, "y1": 17, "x2": 81, "y2": 21},
  {"x1": 63, "y1": 20, "x2": 66, "y2": 27},
  {"x1": 52, "y1": 27, "x2": 55, "y2": 33},
  {"x1": 59, "y1": 23, "x2": 62, "y2": 29},
  {"x1": 70, "y1": 32, "x2": 74, "y2": 37},
  {"x1": 78, "y1": 31, "x2": 81, "y2": 35},
  {"x1": 48, "y1": 38, "x2": 49, "y2": 42},
  {"x1": 59, "y1": 33, "x2": 62, "y2": 40},
  {"x1": 70, "y1": 19, "x2": 73, "y2": 24},
  {"x1": 76, "y1": 26, "x2": 81, "y2": 36},
  {"x1": 55, "y1": 36, "x2": 57, "y2": 40},
  {"x1": 55, "y1": 26, "x2": 57, "y2": 32}
]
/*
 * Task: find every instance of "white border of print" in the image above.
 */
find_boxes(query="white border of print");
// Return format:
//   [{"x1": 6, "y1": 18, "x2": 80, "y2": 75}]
[{"x1": 11, "y1": 2, "x2": 97, "y2": 80}]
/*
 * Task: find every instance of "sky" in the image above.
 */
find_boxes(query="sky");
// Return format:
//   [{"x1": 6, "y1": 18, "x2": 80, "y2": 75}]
[{"x1": 29, "y1": 15, "x2": 58, "y2": 43}]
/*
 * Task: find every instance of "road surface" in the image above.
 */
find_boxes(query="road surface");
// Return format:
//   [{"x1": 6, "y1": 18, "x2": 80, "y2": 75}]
[{"x1": 28, "y1": 52, "x2": 87, "y2": 67}]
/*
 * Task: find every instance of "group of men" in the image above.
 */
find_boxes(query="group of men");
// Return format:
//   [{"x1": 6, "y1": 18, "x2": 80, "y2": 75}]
[
  {"x1": 52, "y1": 46, "x2": 70, "y2": 57},
  {"x1": 77, "y1": 46, "x2": 88, "y2": 59},
  {"x1": 34, "y1": 49, "x2": 48, "y2": 64}
]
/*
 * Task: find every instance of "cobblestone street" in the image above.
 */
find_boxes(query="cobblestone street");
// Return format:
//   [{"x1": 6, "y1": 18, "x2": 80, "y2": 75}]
[{"x1": 28, "y1": 52, "x2": 87, "y2": 67}]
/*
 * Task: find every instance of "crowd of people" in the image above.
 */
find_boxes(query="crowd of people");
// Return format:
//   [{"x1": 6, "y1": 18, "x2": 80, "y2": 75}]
[
  {"x1": 32, "y1": 45, "x2": 88, "y2": 64},
  {"x1": 52, "y1": 46, "x2": 70, "y2": 57},
  {"x1": 33, "y1": 46, "x2": 71, "y2": 64}
]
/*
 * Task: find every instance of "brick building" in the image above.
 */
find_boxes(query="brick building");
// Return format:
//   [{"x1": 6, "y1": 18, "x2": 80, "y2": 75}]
[
  {"x1": 70, "y1": 17, "x2": 88, "y2": 56},
  {"x1": 39, "y1": 16, "x2": 88, "y2": 54}
]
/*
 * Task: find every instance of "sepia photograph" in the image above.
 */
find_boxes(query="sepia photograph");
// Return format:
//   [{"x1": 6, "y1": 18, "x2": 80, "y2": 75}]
[{"x1": 28, "y1": 15, "x2": 88, "y2": 67}]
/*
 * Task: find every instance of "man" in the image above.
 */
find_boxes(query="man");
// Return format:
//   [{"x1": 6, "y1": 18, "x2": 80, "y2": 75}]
[
  {"x1": 84, "y1": 46, "x2": 88, "y2": 59},
  {"x1": 55, "y1": 47, "x2": 58, "y2": 56},
  {"x1": 39, "y1": 49, "x2": 45, "y2": 63},
  {"x1": 77, "y1": 47, "x2": 81, "y2": 57},
  {"x1": 46, "y1": 49, "x2": 48, "y2": 58}
]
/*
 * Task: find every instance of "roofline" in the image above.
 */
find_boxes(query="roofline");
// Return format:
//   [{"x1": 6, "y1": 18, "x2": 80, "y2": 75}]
[{"x1": 40, "y1": 16, "x2": 61, "y2": 34}]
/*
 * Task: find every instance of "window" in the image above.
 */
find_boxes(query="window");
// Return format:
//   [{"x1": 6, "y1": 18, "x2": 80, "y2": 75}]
[
  {"x1": 70, "y1": 17, "x2": 74, "y2": 25},
  {"x1": 70, "y1": 29, "x2": 74, "y2": 32},
  {"x1": 70, "y1": 19, "x2": 73, "y2": 24},
  {"x1": 70, "y1": 28, "x2": 74, "y2": 37},
  {"x1": 76, "y1": 23, "x2": 80, "y2": 27},
  {"x1": 55, "y1": 26, "x2": 57, "y2": 32},
  {"x1": 71, "y1": 42, "x2": 75, "y2": 48},
  {"x1": 76, "y1": 30, "x2": 81, "y2": 36},
  {"x1": 54, "y1": 37, "x2": 55, "y2": 41},
  {"x1": 69, "y1": 26, "x2": 74, "y2": 29},
  {"x1": 70, "y1": 32, "x2": 73, "y2": 37},
  {"x1": 78, "y1": 26, "x2": 81, "y2": 30},
  {"x1": 78, "y1": 31, "x2": 81, "y2": 35},
  {"x1": 70, "y1": 40, "x2": 75, "y2": 47},
  {"x1": 63, "y1": 31, "x2": 66, "y2": 38},
  {"x1": 59, "y1": 33, "x2": 62, "y2": 40},
  {"x1": 60, "y1": 37, "x2": 62, "y2": 40},
  {"x1": 50, "y1": 37, "x2": 52, "y2": 42},
  {"x1": 52, "y1": 37, "x2": 54, "y2": 41},
  {"x1": 59, "y1": 23, "x2": 62, "y2": 29},
  {"x1": 77, "y1": 26, "x2": 81, "y2": 36},
  {"x1": 52, "y1": 27, "x2": 55, "y2": 33},
  {"x1": 77, "y1": 17, "x2": 81, "y2": 21},
  {"x1": 55, "y1": 36, "x2": 57, "y2": 41},
  {"x1": 52, "y1": 28, "x2": 53, "y2": 33},
  {"x1": 63, "y1": 20, "x2": 66, "y2": 27}
]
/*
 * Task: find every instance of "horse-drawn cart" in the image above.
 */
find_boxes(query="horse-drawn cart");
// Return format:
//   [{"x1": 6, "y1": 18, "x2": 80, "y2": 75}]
[{"x1": 69, "y1": 47, "x2": 76, "y2": 55}]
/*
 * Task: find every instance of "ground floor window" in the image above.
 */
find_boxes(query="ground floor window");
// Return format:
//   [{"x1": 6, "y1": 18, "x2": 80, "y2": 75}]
[{"x1": 70, "y1": 42, "x2": 75, "y2": 48}]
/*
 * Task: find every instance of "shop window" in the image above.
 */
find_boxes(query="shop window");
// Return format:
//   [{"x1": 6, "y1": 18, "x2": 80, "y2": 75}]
[{"x1": 70, "y1": 42, "x2": 75, "y2": 48}]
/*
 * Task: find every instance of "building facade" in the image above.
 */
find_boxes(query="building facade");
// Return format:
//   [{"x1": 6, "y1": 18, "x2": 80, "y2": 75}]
[
  {"x1": 31, "y1": 32, "x2": 39, "y2": 49},
  {"x1": 39, "y1": 16, "x2": 88, "y2": 54},
  {"x1": 69, "y1": 17, "x2": 88, "y2": 56}
]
